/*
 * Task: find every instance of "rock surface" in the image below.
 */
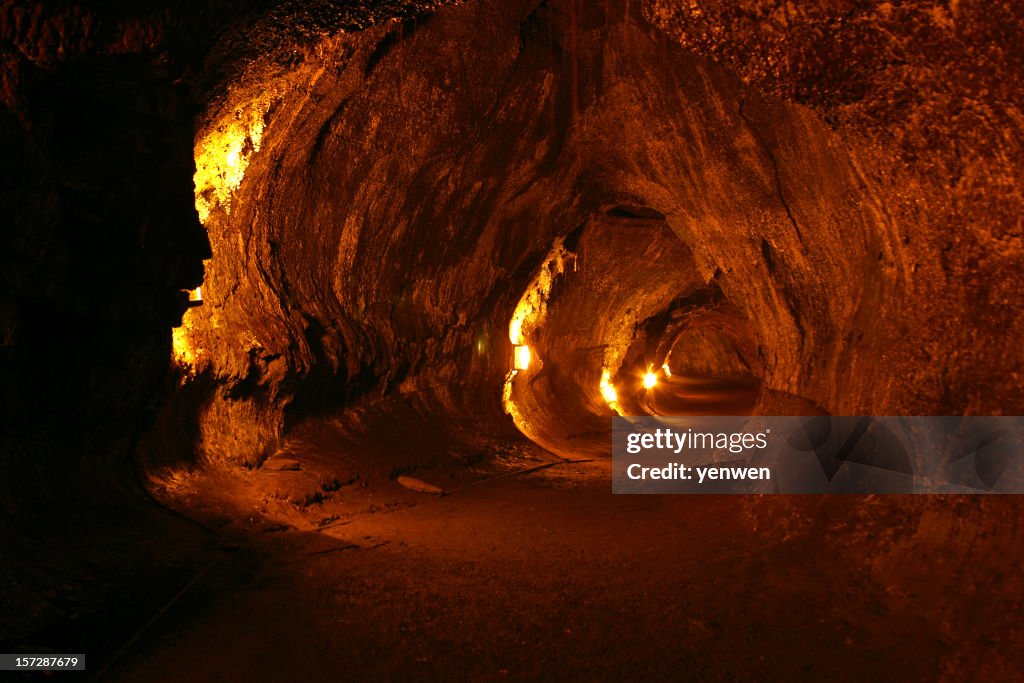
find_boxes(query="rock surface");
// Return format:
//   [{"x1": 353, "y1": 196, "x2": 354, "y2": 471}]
[{"x1": 2, "y1": 0, "x2": 1022, "y2": 673}]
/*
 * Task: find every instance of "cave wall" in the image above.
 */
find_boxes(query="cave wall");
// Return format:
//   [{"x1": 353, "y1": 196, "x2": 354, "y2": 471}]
[
  {"x1": 0, "y1": 0, "x2": 462, "y2": 645},
  {"x1": 4, "y1": 0, "x2": 1020, "y2": 523},
  {"x1": 2, "y1": 0, "x2": 1022, "y2": 661},
  {"x1": 159, "y1": 0, "x2": 1024, "y2": 470},
  {"x1": 647, "y1": 0, "x2": 1024, "y2": 415}
]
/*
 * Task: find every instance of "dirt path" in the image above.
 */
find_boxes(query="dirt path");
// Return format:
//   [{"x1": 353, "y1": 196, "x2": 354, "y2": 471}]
[{"x1": 103, "y1": 461, "x2": 953, "y2": 681}]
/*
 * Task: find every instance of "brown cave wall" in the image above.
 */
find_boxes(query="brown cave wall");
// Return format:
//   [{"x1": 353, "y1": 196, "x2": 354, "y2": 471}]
[
  {"x1": 151, "y1": 0, "x2": 1024, "y2": 472},
  {"x1": 148, "y1": 4, "x2": 1024, "y2": 667},
  {"x1": 647, "y1": 0, "x2": 1024, "y2": 415},
  {"x1": 0, "y1": 0, "x2": 467, "y2": 645},
  {"x1": 0, "y1": 0, "x2": 1021, "y2": 667},
  {"x1": 512, "y1": 215, "x2": 708, "y2": 452}
]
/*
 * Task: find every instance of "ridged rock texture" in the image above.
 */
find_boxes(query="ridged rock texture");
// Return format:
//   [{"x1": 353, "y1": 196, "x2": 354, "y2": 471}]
[{"x1": 2, "y1": 0, "x2": 1022, "y2": 674}]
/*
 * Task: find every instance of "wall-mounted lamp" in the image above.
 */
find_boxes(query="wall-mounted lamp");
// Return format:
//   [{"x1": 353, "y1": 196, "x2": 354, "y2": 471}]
[
  {"x1": 185, "y1": 286, "x2": 203, "y2": 308},
  {"x1": 514, "y1": 344, "x2": 531, "y2": 371}
]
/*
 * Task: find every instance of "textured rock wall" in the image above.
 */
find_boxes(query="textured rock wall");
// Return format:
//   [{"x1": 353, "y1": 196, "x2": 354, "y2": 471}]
[
  {"x1": 3, "y1": 0, "x2": 1022, "y2": 664},
  {"x1": 162, "y1": 0, "x2": 1024, "y2": 469},
  {"x1": 647, "y1": 0, "x2": 1024, "y2": 415},
  {"x1": 0, "y1": 0, "x2": 457, "y2": 644},
  {"x1": 150, "y1": 8, "x2": 1024, "y2": 672}
]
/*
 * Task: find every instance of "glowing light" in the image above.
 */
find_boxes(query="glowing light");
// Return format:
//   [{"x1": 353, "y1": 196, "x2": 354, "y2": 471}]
[
  {"x1": 172, "y1": 325, "x2": 197, "y2": 367},
  {"x1": 514, "y1": 344, "x2": 532, "y2": 370},
  {"x1": 509, "y1": 317, "x2": 524, "y2": 347},
  {"x1": 643, "y1": 367, "x2": 658, "y2": 389},
  {"x1": 600, "y1": 369, "x2": 619, "y2": 405},
  {"x1": 193, "y1": 100, "x2": 269, "y2": 223},
  {"x1": 172, "y1": 284, "x2": 209, "y2": 369},
  {"x1": 662, "y1": 362, "x2": 672, "y2": 377}
]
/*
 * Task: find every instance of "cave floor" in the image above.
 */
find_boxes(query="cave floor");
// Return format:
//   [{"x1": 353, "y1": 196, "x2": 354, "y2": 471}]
[{"x1": 100, "y1": 450, "x2": 958, "y2": 681}]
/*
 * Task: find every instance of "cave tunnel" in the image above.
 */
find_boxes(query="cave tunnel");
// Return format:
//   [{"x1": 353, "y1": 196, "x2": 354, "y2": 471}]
[{"x1": 2, "y1": 0, "x2": 1024, "y2": 679}]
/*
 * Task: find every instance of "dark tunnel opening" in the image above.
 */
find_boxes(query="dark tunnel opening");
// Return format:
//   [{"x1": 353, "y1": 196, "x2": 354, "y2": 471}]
[{"x1": 3, "y1": 0, "x2": 1024, "y2": 678}]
